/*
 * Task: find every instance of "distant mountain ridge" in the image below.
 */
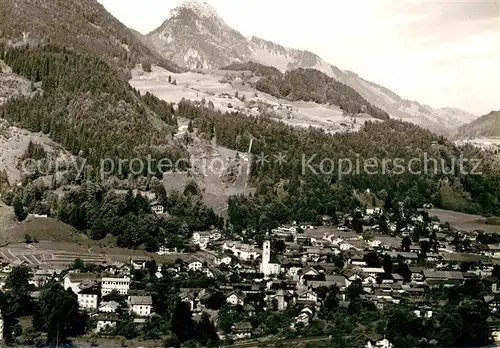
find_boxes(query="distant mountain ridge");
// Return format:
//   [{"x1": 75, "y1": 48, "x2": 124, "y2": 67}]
[
  {"x1": 254, "y1": 68, "x2": 390, "y2": 120},
  {"x1": 147, "y1": 0, "x2": 478, "y2": 133},
  {"x1": 456, "y1": 110, "x2": 500, "y2": 139}
]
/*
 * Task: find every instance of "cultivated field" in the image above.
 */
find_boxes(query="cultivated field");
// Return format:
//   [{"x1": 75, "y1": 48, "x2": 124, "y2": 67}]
[
  {"x1": 0, "y1": 203, "x2": 194, "y2": 267},
  {"x1": 0, "y1": 239, "x2": 195, "y2": 268}
]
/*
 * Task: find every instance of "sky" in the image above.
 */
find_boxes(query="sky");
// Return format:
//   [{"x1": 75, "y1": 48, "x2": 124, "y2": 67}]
[{"x1": 97, "y1": 0, "x2": 500, "y2": 115}]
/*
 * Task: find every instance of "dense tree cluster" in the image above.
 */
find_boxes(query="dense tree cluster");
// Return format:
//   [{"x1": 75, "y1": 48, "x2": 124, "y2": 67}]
[
  {"x1": 21, "y1": 140, "x2": 47, "y2": 161},
  {"x1": 0, "y1": 266, "x2": 84, "y2": 345},
  {"x1": 9, "y1": 181, "x2": 222, "y2": 249},
  {"x1": 457, "y1": 110, "x2": 500, "y2": 139},
  {"x1": 255, "y1": 68, "x2": 390, "y2": 120},
  {"x1": 32, "y1": 283, "x2": 87, "y2": 343},
  {"x1": 387, "y1": 279, "x2": 492, "y2": 347},
  {"x1": 139, "y1": 91, "x2": 178, "y2": 127},
  {"x1": 221, "y1": 61, "x2": 282, "y2": 76},
  {"x1": 1, "y1": 42, "x2": 500, "y2": 251}
]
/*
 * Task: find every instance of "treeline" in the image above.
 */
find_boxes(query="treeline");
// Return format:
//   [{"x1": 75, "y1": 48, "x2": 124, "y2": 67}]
[
  {"x1": 139, "y1": 91, "x2": 178, "y2": 127},
  {"x1": 0, "y1": 45, "x2": 187, "y2": 177},
  {"x1": 256, "y1": 68, "x2": 390, "y2": 120},
  {"x1": 9, "y1": 180, "x2": 222, "y2": 249},
  {"x1": 174, "y1": 100, "x2": 500, "y2": 231}
]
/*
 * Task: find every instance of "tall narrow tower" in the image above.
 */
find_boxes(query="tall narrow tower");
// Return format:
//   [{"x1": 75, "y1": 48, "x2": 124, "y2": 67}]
[
  {"x1": 0, "y1": 309, "x2": 3, "y2": 341},
  {"x1": 261, "y1": 240, "x2": 271, "y2": 275},
  {"x1": 263, "y1": 240, "x2": 271, "y2": 264}
]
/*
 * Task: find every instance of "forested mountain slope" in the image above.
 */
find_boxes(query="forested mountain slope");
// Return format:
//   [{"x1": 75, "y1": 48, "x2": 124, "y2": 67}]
[
  {"x1": 0, "y1": 0, "x2": 181, "y2": 73},
  {"x1": 0, "y1": 45, "x2": 187, "y2": 176},
  {"x1": 456, "y1": 110, "x2": 500, "y2": 139},
  {"x1": 255, "y1": 68, "x2": 390, "y2": 120},
  {"x1": 174, "y1": 100, "x2": 500, "y2": 230},
  {"x1": 332, "y1": 70, "x2": 478, "y2": 135}
]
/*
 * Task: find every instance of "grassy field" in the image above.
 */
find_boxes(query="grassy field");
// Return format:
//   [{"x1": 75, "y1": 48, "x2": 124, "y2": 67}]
[
  {"x1": 0, "y1": 202, "x2": 86, "y2": 245},
  {"x1": 129, "y1": 65, "x2": 372, "y2": 133},
  {"x1": 426, "y1": 208, "x2": 500, "y2": 234}
]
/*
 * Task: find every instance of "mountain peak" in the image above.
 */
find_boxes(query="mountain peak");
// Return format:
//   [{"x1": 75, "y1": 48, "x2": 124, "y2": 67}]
[{"x1": 175, "y1": 0, "x2": 219, "y2": 18}]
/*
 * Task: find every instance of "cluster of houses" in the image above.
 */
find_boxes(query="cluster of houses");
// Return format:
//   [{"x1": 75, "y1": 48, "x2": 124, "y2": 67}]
[
  {"x1": 175, "y1": 210, "x2": 500, "y2": 346},
  {"x1": 61, "y1": 260, "x2": 155, "y2": 333},
  {"x1": 0, "y1": 258, "x2": 157, "y2": 334},
  {"x1": 2, "y1": 205, "x2": 500, "y2": 346}
]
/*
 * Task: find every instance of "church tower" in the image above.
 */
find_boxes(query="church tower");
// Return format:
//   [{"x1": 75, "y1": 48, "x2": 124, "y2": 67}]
[
  {"x1": 263, "y1": 240, "x2": 271, "y2": 264},
  {"x1": 0, "y1": 309, "x2": 3, "y2": 341},
  {"x1": 261, "y1": 240, "x2": 271, "y2": 275}
]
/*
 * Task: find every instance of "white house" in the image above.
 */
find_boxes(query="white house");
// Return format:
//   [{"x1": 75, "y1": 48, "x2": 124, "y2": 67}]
[
  {"x1": 77, "y1": 286, "x2": 99, "y2": 310},
  {"x1": 150, "y1": 201, "x2": 164, "y2": 215},
  {"x1": 413, "y1": 309, "x2": 433, "y2": 318},
  {"x1": 193, "y1": 232, "x2": 211, "y2": 250},
  {"x1": 296, "y1": 289, "x2": 318, "y2": 303},
  {"x1": 365, "y1": 207, "x2": 382, "y2": 216},
  {"x1": 99, "y1": 301, "x2": 120, "y2": 313},
  {"x1": 362, "y1": 275, "x2": 377, "y2": 285},
  {"x1": 30, "y1": 269, "x2": 62, "y2": 288},
  {"x1": 63, "y1": 273, "x2": 99, "y2": 294},
  {"x1": 193, "y1": 232, "x2": 211, "y2": 242},
  {"x1": 329, "y1": 237, "x2": 344, "y2": 246},
  {"x1": 388, "y1": 223, "x2": 397, "y2": 233},
  {"x1": 286, "y1": 266, "x2": 302, "y2": 277},
  {"x1": 180, "y1": 292, "x2": 196, "y2": 311},
  {"x1": 222, "y1": 242, "x2": 260, "y2": 261},
  {"x1": 361, "y1": 267, "x2": 385, "y2": 277},
  {"x1": 128, "y1": 295, "x2": 153, "y2": 317},
  {"x1": 130, "y1": 257, "x2": 149, "y2": 270},
  {"x1": 486, "y1": 245, "x2": 500, "y2": 258},
  {"x1": 292, "y1": 308, "x2": 314, "y2": 328},
  {"x1": 210, "y1": 232, "x2": 222, "y2": 240},
  {"x1": 214, "y1": 255, "x2": 232, "y2": 266},
  {"x1": 188, "y1": 261, "x2": 203, "y2": 271},
  {"x1": 30, "y1": 275, "x2": 50, "y2": 288},
  {"x1": 101, "y1": 277, "x2": 130, "y2": 296},
  {"x1": 366, "y1": 338, "x2": 393, "y2": 348},
  {"x1": 340, "y1": 243, "x2": 353, "y2": 251},
  {"x1": 368, "y1": 240, "x2": 382, "y2": 248},
  {"x1": 231, "y1": 321, "x2": 252, "y2": 339},
  {"x1": 302, "y1": 267, "x2": 320, "y2": 277},
  {"x1": 96, "y1": 314, "x2": 118, "y2": 333},
  {"x1": 227, "y1": 291, "x2": 246, "y2": 306}
]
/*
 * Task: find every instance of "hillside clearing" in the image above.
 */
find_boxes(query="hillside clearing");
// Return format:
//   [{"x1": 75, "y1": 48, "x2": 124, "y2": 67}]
[
  {"x1": 129, "y1": 65, "x2": 376, "y2": 133},
  {"x1": 426, "y1": 208, "x2": 500, "y2": 234}
]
